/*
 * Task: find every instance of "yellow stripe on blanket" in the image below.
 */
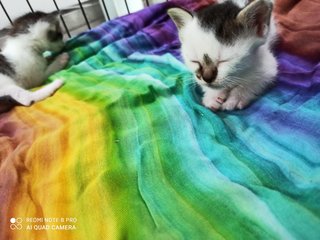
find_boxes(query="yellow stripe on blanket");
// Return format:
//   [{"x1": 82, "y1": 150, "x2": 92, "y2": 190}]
[{"x1": 5, "y1": 93, "x2": 118, "y2": 240}]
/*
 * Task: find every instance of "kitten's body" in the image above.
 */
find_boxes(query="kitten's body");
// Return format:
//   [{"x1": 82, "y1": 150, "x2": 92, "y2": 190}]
[
  {"x1": 0, "y1": 11, "x2": 68, "y2": 111},
  {"x1": 168, "y1": 0, "x2": 277, "y2": 111}
]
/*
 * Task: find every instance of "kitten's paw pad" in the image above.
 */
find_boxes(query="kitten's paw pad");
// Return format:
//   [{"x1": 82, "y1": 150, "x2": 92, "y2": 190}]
[
  {"x1": 202, "y1": 90, "x2": 230, "y2": 111},
  {"x1": 216, "y1": 96, "x2": 226, "y2": 104},
  {"x1": 202, "y1": 98, "x2": 221, "y2": 111}
]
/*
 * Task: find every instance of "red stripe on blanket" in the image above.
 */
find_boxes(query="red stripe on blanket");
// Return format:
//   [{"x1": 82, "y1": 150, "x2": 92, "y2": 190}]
[{"x1": 274, "y1": 0, "x2": 320, "y2": 62}]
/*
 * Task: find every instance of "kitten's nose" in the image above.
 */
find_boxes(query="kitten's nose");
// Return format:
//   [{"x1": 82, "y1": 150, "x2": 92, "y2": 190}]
[{"x1": 202, "y1": 66, "x2": 218, "y2": 83}]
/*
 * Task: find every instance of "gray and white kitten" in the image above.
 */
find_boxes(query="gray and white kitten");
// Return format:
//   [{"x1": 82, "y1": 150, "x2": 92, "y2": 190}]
[
  {"x1": 168, "y1": 0, "x2": 277, "y2": 111},
  {"x1": 0, "y1": 11, "x2": 68, "y2": 112}
]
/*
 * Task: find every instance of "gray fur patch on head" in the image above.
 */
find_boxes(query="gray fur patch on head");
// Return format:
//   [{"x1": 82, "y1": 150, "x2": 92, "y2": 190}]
[
  {"x1": 9, "y1": 11, "x2": 58, "y2": 36},
  {"x1": 196, "y1": 0, "x2": 273, "y2": 45},
  {"x1": 196, "y1": 1, "x2": 243, "y2": 45}
]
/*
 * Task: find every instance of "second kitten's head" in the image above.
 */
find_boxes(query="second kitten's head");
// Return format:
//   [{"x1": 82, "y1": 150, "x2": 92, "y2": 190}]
[
  {"x1": 8, "y1": 11, "x2": 64, "y2": 53},
  {"x1": 168, "y1": 0, "x2": 273, "y2": 89}
]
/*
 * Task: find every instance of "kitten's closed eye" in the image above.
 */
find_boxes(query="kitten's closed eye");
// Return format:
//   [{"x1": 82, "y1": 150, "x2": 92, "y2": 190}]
[
  {"x1": 191, "y1": 60, "x2": 202, "y2": 78},
  {"x1": 47, "y1": 30, "x2": 63, "y2": 42},
  {"x1": 218, "y1": 59, "x2": 229, "y2": 64},
  {"x1": 191, "y1": 59, "x2": 229, "y2": 67},
  {"x1": 191, "y1": 60, "x2": 202, "y2": 67}
]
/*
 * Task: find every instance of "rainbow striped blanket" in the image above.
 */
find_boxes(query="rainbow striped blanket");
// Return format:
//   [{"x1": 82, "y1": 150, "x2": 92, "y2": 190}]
[{"x1": 1, "y1": 1, "x2": 320, "y2": 239}]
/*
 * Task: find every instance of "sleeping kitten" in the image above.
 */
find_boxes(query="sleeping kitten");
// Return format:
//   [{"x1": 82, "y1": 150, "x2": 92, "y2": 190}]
[
  {"x1": 0, "y1": 11, "x2": 68, "y2": 112},
  {"x1": 168, "y1": 0, "x2": 277, "y2": 111}
]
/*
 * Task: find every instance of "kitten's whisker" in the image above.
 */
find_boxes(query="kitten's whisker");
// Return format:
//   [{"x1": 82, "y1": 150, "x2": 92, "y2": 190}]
[{"x1": 184, "y1": 81, "x2": 198, "y2": 88}]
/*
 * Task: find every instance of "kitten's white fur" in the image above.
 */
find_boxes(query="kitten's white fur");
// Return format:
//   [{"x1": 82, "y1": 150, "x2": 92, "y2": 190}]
[
  {"x1": 169, "y1": 0, "x2": 277, "y2": 111},
  {"x1": 0, "y1": 17, "x2": 68, "y2": 107}
]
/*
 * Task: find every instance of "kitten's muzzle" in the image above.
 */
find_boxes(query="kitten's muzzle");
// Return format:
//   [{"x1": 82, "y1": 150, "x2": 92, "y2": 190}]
[{"x1": 197, "y1": 65, "x2": 218, "y2": 83}]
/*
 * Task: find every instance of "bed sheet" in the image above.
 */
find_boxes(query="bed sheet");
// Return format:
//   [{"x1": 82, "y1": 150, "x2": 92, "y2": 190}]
[{"x1": 1, "y1": 0, "x2": 320, "y2": 239}]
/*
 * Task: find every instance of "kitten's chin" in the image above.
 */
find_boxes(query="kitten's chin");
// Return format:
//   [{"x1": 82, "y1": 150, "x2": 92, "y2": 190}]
[{"x1": 196, "y1": 81, "x2": 224, "y2": 89}]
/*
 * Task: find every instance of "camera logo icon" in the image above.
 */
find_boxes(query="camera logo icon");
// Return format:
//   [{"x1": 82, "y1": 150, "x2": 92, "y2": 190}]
[{"x1": 10, "y1": 218, "x2": 23, "y2": 230}]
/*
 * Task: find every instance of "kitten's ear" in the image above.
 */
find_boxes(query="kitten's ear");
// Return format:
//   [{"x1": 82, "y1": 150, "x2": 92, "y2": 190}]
[
  {"x1": 237, "y1": 0, "x2": 273, "y2": 38},
  {"x1": 45, "y1": 11, "x2": 61, "y2": 23},
  {"x1": 0, "y1": 28, "x2": 10, "y2": 36},
  {"x1": 47, "y1": 8, "x2": 77, "y2": 21},
  {"x1": 168, "y1": 8, "x2": 193, "y2": 30}
]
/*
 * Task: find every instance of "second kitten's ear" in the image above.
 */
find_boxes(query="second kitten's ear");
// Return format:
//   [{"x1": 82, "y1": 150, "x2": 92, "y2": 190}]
[
  {"x1": 167, "y1": 8, "x2": 193, "y2": 30},
  {"x1": 0, "y1": 28, "x2": 10, "y2": 36},
  {"x1": 237, "y1": 0, "x2": 273, "y2": 38},
  {"x1": 45, "y1": 11, "x2": 61, "y2": 23},
  {"x1": 47, "y1": 8, "x2": 77, "y2": 20}
]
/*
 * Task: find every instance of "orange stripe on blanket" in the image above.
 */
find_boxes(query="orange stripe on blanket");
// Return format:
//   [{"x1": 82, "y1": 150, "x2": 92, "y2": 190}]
[{"x1": 0, "y1": 93, "x2": 118, "y2": 240}]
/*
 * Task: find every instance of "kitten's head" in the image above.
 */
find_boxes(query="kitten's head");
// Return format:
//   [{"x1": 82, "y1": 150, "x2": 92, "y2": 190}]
[
  {"x1": 168, "y1": 0, "x2": 273, "y2": 89},
  {"x1": 9, "y1": 11, "x2": 64, "y2": 53}
]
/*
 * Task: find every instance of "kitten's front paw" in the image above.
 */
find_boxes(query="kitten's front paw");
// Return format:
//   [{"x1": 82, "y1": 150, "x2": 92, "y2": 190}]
[
  {"x1": 221, "y1": 98, "x2": 242, "y2": 111},
  {"x1": 18, "y1": 98, "x2": 33, "y2": 106},
  {"x1": 15, "y1": 92, "x2": 33, "y2": 106},
  {"x1": 202, "y1": 89, "x2": 228, "y2": 111},
  {"x1": 221, "y1": 90, "x2": 251, "y2": 111},
  {"x1": 52, "y1": 79, "x2": 64, "y2": 89},
  {"x1": 57, "y1": 53, "x2": 69, "y2": 68},
  {"x1": 202, "y1": 97, "x2": 221, "y2": 111}
]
